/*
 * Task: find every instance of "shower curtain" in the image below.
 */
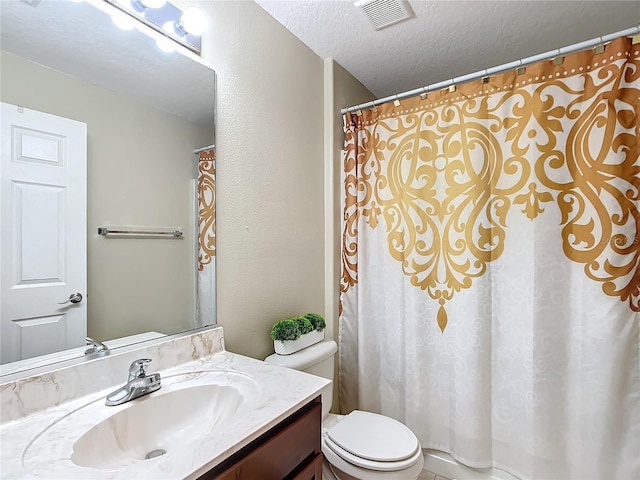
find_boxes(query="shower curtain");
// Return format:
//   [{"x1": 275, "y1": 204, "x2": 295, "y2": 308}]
[
  {"x1": 197, "y1": 148, "x2": 216, "y2": 326},
  {"x1": 339, "y1": 36, "x2": 639, "y2": 480}
]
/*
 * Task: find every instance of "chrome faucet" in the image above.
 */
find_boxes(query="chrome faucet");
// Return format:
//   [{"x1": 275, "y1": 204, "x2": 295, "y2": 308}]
[
  {"x1": 85, "y1": 337, "x2": 109, "y2": 356},
  {"x1": 105, "y1": 359, "x2": 161, "y2": 406}
]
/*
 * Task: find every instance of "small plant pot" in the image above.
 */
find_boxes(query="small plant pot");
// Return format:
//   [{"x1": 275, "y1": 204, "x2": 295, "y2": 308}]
[{"x1": 274, "y1": 329, "x2": 324, "y2": 355}]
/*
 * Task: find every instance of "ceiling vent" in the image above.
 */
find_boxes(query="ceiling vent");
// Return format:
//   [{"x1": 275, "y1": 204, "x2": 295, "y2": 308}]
[{"x1": 354, "y1": 0, "x2": 414, "y2": 30}]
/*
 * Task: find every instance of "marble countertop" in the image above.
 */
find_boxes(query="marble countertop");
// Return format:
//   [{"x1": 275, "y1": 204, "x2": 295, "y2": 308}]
[{"x1": 0, "y1": 331, "x2": 329, "y2": 479}]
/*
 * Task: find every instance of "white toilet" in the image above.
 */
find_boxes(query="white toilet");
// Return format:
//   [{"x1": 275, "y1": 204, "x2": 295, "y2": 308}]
[{"x1": 265, "y1": 340, "x2": 424, "y2": 480}]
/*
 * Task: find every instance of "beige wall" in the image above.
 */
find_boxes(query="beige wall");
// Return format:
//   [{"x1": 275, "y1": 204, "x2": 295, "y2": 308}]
[
  {"x1": 0, "y1": 51, "x2": 213, "y2": 341},
  {"x1": 191, "y1": 1, "x2": 326, "y2": 360}
]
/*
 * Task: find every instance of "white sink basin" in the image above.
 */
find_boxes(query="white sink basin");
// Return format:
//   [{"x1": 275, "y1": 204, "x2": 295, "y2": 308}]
[
  {"x1": 71, "y1": 384, "x2": 242, "y2": 469},
  {"x1": 22, "y1": 370, "x2": 262, "y2": 475}
]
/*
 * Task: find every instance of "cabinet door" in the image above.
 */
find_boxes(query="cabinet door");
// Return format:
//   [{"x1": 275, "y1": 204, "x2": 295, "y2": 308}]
[{"x1": 203, "y1": 397, "x2": 321, "y2": 480}]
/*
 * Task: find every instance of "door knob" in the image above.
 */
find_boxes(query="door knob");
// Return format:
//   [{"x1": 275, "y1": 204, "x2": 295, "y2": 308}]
[{"x1": 58, "y1": 293, "x2": 83, "y2": 304}]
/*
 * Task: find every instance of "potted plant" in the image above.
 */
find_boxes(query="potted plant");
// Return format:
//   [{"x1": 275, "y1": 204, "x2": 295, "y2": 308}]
[{"x1": 271, "y1": 313, "x2": 326, "y2": 355}]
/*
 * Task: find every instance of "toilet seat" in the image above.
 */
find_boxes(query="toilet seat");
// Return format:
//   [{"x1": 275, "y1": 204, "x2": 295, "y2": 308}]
[{"x1": 323, "y1": 411, "x2": 422, "y2": 472}]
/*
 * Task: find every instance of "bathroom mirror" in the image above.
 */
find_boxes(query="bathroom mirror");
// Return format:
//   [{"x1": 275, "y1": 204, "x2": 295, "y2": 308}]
[{"x1": 0, "y1": 0, "x2": 215, "y2": 375}]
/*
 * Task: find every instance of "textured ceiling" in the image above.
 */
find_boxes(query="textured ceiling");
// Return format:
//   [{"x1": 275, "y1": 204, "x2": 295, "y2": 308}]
[
  {"x1": 256, "y1": 0, "x2": 640, "y2": 101},
  {"x1": 0, "y1": 0, "x2": 214, "y2": 126}
]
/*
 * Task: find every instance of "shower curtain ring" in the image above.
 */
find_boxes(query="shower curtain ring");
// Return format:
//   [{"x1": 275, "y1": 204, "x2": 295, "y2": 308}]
[
  {"x1": 394, "y1": 95, "x2": 401, "y2": 107},
  {"x1": 553, "y1": 48, "x2": 564, "y2": 65}
]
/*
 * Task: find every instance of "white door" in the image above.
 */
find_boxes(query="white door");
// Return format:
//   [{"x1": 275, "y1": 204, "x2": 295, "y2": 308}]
[{"x1": 0, "y1": 102, "x2": 87, "y2": 364}]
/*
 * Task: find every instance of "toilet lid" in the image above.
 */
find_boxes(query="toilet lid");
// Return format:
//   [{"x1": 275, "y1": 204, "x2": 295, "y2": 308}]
[
  {"x1": 323, "y1": 435, "x2": 423, "y2": 472},
  {"x1": 325, "y1": 410, "x2": 420, "y2": 462}
]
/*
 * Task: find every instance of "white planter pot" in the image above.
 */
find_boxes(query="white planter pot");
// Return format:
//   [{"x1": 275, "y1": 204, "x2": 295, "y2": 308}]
[{"x1": 274, "y1": 329, "x2": 324, "y2": 355}]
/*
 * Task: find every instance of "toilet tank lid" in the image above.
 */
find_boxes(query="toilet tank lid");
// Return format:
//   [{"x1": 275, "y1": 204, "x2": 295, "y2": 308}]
[{"x1": 265, "y1": 340, "x2": 337, "y2": 370}]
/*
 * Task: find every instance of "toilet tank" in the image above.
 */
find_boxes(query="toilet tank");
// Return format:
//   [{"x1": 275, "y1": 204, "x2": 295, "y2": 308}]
[{"x1": 265, "y1": 340, "x2": 337, "y2": 417}]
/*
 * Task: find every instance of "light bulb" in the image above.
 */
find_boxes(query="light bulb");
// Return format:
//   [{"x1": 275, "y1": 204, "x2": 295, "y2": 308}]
[
  {"x1": 163, "y1": 20, "x2": 179, "y2": 36},
  {"x1": 180, "y1": 6, "x2": 207, "y2": 35},
  {"x1": 140, "y1": 0, "x2": 166, "y2": 8},
  {"x1": 156, "y1": 37, "x2": 176, "y2": 53},
  {"x1": 111, "y1": 13, "x2": 135, "y2": 30}
]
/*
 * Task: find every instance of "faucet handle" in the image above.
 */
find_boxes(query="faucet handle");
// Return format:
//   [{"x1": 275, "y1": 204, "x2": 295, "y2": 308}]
[{"x1": 128, "y1": 358, "x2": 152, "y2": 381}]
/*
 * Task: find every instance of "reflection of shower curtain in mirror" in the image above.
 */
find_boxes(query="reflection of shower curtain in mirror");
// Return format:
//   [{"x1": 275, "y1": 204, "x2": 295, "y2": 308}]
[
  {"x1": 339, "y1": 36, "x2": 639, "y2": 479},
  {"x1": 197, "y1": 148, "x2": 216, "y2": 326}
]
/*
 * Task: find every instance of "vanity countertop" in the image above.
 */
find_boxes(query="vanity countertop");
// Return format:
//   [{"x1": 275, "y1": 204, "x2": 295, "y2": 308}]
[{"x1": 0, "y1": 331, "x2": 329, "y2": 479}]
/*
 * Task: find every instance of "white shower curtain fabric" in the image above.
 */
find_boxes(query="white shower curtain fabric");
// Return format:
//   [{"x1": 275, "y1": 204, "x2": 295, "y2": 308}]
[
  {"x1": 197, "y1": 148, "x2": 216, "y2": 327},
  {"x1": 339, "y1": 36, "x2": 639, "y2": 480}
]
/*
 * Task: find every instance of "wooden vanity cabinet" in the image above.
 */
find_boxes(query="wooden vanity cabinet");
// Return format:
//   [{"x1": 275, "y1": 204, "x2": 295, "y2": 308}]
[{"x1": 198, "y1": 396, "x2": 322, "y2": 480}]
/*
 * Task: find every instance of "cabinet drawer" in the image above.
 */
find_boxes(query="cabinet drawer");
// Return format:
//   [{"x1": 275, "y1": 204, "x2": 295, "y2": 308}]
[
  {"x1": 201, "y1": 397, "x2": 321, "y2": 480},
  {"x1": 291, "y1": 453, "x2": 323, "y2": 480}
]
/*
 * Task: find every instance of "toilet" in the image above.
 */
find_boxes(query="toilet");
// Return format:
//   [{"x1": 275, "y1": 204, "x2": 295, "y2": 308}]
[{"x1": 265, "y1": 340, "x2": 424, "y2": 480}]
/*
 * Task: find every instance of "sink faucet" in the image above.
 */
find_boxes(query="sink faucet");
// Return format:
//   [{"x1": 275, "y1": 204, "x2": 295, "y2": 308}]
[
  {"x1": 85, "y1": 337, "x2": 109, "y2": 356},
  {"x1": 105, "y1": 359, "x2": 161, "y2": 406}
]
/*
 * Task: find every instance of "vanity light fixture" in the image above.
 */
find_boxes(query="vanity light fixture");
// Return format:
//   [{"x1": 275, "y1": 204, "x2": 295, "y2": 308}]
[
  {"x1": 162, "y1": 6, "x2": 206, "y2": 41},
  {"x1": 103, "y1": 0, "x2": 207, "y2": 54},
  {"x1": 178, "y1": 6, "x2": 207, "y2": 35}
]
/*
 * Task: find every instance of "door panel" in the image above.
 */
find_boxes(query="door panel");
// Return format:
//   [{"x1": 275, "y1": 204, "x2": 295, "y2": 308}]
[
  {"x1": 14, "y1": 126, "x2": 66, "y2": 166},
  {"x1": 1, "y1": 102, "x2": 87, "y2": 364},
  {"x1": 14, "y1": 181, "x2": 66, "y2": 284},
  {"x1": 11, "y1": 314, "x2": 67, "y2": 360}
]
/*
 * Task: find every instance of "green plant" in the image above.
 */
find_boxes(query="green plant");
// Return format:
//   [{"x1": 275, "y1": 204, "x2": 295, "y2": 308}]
[
  {"x1": 294, "y1": 316, "x2": 314, "y2": 335},
  {"x1": 271, "y1": 314, "x2": 326, "y2": 342},
  {"x1": 270, "y1": 319, "x2": 301, "y2": 341},
  {"x1": 304, "y1": 313, "x2": 326, "y2": 332}
]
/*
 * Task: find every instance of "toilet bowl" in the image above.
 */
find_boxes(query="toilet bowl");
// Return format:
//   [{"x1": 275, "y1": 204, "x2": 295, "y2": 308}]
[{"x1": 265, "y1": 340, "x2": 424, "y2": 480}]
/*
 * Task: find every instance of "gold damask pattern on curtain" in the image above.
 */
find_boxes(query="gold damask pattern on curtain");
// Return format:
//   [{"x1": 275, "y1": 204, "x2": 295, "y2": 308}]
[
  {"x1": 198, "y1": 149, "x2": 216, "y2": 271},
  {"x1": 341, "y1": 36, "x2": 639, "y2": 331}
]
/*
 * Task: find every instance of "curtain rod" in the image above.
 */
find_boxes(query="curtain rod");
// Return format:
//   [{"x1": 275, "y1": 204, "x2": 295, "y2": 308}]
[
  {"x1": 193, "y1": 144, "x2": 215, "y2": 154},
  {"x1": 341, "y1": 25, "x2": 640, "y2": 114}
]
